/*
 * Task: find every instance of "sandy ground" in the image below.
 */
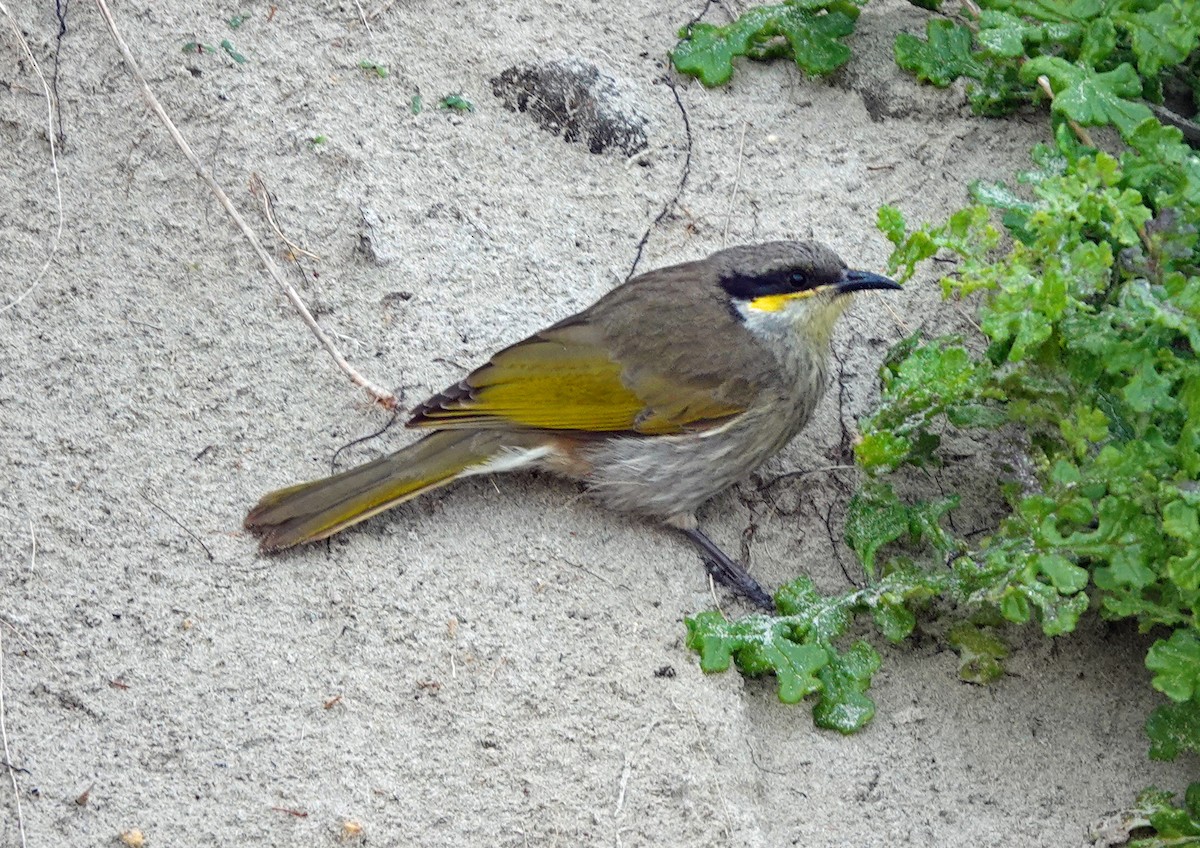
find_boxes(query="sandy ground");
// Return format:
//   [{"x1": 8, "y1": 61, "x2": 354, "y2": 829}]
[{"x1": 1, "y1": 1, "x2": 1194, "y2": 846}]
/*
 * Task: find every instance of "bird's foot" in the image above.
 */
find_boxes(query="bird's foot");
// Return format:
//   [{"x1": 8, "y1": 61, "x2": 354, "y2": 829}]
[{"x1": 681, "y1": 527, "x2": 776, "y2": 612}]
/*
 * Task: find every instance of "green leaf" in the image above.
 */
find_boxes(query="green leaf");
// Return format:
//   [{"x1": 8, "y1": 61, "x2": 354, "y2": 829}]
[
  {"x1": 871, "y1": 596, "x2": 917, "y2": 642},
  {"x1": 672, "y1": 8, "x2": 780, "y2": 87},
  {"x1": 812, "y1": 642, "x2": 881, "y2": 733},
  {"x1": 775, "y1": 576, "x2": 854, "y2": 643},
  {"x1": 1146, "y1": 630, "x2": 1200, "y2": 702},
  {"x1": 970, "y1": 179, "x2": 1036, "y2": 216},
  {"x1": 1164, "y1": 501, "x2": 1200, "y2": 544},
  {"x1": 1077, "y1": 17, "x2": 1116, "y2": 66},
  {"x1": 765, "y1": 637, "x2": 832, "y2": 703},
  {"x1": 877, "y1": 205, "x2": 907, "y2": 246},
  {"x1": 1000, "y1": 590, "x2": 1031, "y2": 624},
  {"x1": 894, "y1": 20, "x2": 984, "y2": 87},
  {"x1": 844, "y1": 484, "x2": 910, "y2": 578},
  {"x1": 1037, "y1": 553, "x2": 1089, "y2": 594},
  {"x1": 359, "y1": 59, "x2": 389, "y2": 78},
  {"x1": 1123, "y1": 360, "x2": 1174, "y2": 413},
  {"x1": 854, "y1": 431, "x2": 912, "y2": 474},
  {"x1": 947, "y1": 622, "x2": 1009, "y2": 684},
  {"x1": 438, "y1": 94, "x2": 474, "y2": 112},
  {"x1": 1117, "y1": 1, "x2": 1200, "y2": 79},
  {"x1": 1020, "y1": 57, "x2": 1153, "y2": 138},
  {"x1": 777, "y1": 9, "x2": 859, "y2": 75},
  {"x1": 685, "y1": 611, "x2": 738, "y2": 672},
  {"x1": 685, "y1": 610, "x2": 830, "y2": 703},
  {"x1": 844, "y1": 481, "x2": 959, "y2": 580},
  {"x1": 220, "y1": 39, "x2": 246, "y2": 64},
  {"x1": 976, "y1": 10, "x2": 1029, "y2": 59},
  {"x1": 1147, "y1": 699, "x2": 1200, "y2": 761},
  {"x1": 671, "y1": 2, "x2": 861, "y2": 87}
]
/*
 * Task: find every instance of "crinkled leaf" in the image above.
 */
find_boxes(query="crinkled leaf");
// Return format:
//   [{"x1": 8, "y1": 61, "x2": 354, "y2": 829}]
[
  {"x1": 1020, "y1": 57, "x2": 1153, "y2": 138},
  {"x1": 877, "y1": 204, "x2": 907, "y2": 246},
  {"x1": 845, "y1": 483, "x2": 911, "y2": 578},
  {"x1": 812, "y1": 641, "x2": 881, "y2": 733},
  {"x1": 947, "y1": 621, "x2": 1009, "y2": 683},
  {"x1": 1147, "y1": 699, "x2": 1200, "y2": 761},
  {"x1": 672, "y1": 2, "x2": 862, "y2": 86},
  {"x1": 1164, "y1": 501, "x2": 1200, "y2": 544},
  {"x1": 894, "y1": 20, "x2": 984, "y2": 87},
  {"x1": 1037, "y1": 553, "x2": 1089, "y2": 594},
  {"x1": 778, "y1": 9, "x2": 859, "y2": 75},
  {"x1": 1146, "y1": 630, "x2": 1200, "y2": 702},
  {"x1": 685, "y1": 612, "x2": 829, "y2": 703},
  {"x1": 871, "y1": 595, "x2": 917, "y2": 642},
  {"x1": 1117, "y1": 1, "x2": 1200, "y2": 78}
]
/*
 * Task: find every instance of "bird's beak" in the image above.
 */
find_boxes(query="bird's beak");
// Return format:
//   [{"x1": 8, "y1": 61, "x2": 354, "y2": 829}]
[{"x1": 836, "y1": 269, "x2": 902, "y2": 295}]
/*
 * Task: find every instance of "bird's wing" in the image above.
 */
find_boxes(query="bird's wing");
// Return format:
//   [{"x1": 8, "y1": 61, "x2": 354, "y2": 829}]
[{"x1": 407, "y1": 320, "x2": 748, "y2": 435}]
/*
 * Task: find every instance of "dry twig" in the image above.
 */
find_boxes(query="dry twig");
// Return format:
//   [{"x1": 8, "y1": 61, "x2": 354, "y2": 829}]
[
  {"x1": 0, "y1": 522, "x2": 35, "y2": 848},
  {"x1": 0, "y1": 1, "x2": 64, "y2": 317},
  {"x1": 722, "y1": 121, "x2": 748, "y2": 246},
  {"x1": 92, "y1": 0, "x2": 397, "y2": 408},
  {"x1": 249, "y1": 174, "x2": 322, "y2": 261}
]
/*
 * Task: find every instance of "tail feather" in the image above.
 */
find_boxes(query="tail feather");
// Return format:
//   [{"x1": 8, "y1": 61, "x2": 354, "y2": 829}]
[{"x1": 245, "y1": 430, "x2": 527, "y2": 552}]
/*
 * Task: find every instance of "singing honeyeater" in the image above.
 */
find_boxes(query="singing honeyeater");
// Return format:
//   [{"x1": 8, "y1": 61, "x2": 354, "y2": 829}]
[{"x1": 245, "y1": 241, "x2": 900, "y2": 608}]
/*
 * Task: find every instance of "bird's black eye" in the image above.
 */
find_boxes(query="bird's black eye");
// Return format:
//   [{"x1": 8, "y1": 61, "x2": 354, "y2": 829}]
[{"x1": 720, "y1": 267, "x2": 814, "y2": 300}]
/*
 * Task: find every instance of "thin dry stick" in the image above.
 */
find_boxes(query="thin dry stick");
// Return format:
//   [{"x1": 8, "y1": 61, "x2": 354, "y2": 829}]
[
  {"x1": 92, "y1": 0, "x2": 397, "y2": 408},
  {"x1": 0, "y1": 625, "x2": 25, "y2": 848},
  {"x1": 1, "y1": 618, "x2": 64, "y2": 679},
  {"x1": 249, "y1": 174, "x2": 321, "y2": 261},
  {"x1": 881, "y1": 298, "x2": 909, "y2": 334},
  {"x1": 0, "y1": 523, "x2": 34, "y2": 848},
  {"x1": 0, "y1": 0, "x2": 65, "y2": 316},
  {"x1": 366, "y1": 0, "x2": 398, "y2": 21},
  {"x1": 612, "y1": 718, "x2": 661, "y2": 827},
  {"x1": 353, "y1": 0, "x2": 373, "y2": 32},
  {"x1": 721, "y1": 120, "x2": 748, "y2": 247}
]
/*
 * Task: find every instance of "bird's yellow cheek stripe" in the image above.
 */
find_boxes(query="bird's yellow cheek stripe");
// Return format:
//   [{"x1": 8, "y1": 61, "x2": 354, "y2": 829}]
[{"x1": 748, "y1": 287, "x2": 822, "y2": 312}]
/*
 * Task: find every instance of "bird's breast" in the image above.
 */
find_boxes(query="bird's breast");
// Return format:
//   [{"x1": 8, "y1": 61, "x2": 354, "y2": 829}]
[{"x1": 571, "y1": 346, "x2": 830, "y2": 522}]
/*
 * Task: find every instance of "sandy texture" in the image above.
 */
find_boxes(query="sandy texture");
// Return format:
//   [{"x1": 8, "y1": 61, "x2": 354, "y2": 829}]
[{"x1": 1, "y1": 1, "x2": 1193, "y2": 846}]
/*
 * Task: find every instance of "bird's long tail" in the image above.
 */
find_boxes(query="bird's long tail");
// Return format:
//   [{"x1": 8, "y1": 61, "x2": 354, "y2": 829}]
[{"x1": 244, "y1": 429, "x2": 544, "y2": 552}]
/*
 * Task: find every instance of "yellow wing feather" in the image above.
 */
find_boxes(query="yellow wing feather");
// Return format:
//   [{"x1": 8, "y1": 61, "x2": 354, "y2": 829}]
[{"x1": 409, "y1": 324, "x2": 744, "y2": 434}]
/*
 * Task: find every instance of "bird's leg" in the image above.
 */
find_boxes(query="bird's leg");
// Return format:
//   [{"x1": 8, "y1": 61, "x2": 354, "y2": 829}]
[{"x1": 680, "y1": 527, "x2": 776, "y2": 611}]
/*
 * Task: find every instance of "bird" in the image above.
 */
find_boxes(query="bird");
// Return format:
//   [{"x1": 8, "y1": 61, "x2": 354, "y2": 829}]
[{"x1": 244, "y1": 240, "x2": 900, "y2": 608}]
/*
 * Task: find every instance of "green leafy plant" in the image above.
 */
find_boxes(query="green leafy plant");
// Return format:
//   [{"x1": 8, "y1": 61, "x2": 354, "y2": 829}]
[
  {"x1": 671, "y1": 0, "x2": 866, "y2": 86},
  {"x1": 220, "y1": 39, "x2": 246, "y2": 64},
  {"x1": 674, "y1": 0, "x2": 1200, "y2": 839},
  {"x1": 359, "y1": 60, "x2": 390, "y2": 79},
  {"x1": 687, "y1": 568, "x2": 940, "y2": 731},
  {"x1": 733, "y1": 115, "x2": 1197, "y2": 762},
  {"x1": 687, "y1": 109, "x2": 1199, "y2": 832},
  {"x1": 1090, "y1": 785, "x2": 1200, "y2": 846},
  {"x1": 893, "y1": 0, "x2": 1200, "y2": 128},
  {"x1": 861, "y1": 113, "x2": 1200, "y2": 758},
  {"x1": 438, "y1": 93, "x2": 474, "y2": 112}
]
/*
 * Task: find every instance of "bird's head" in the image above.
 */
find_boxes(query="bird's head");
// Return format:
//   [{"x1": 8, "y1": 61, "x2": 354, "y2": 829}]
[{"x1": 713, "y1": 240, "x2": 900, "y2": 347}]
